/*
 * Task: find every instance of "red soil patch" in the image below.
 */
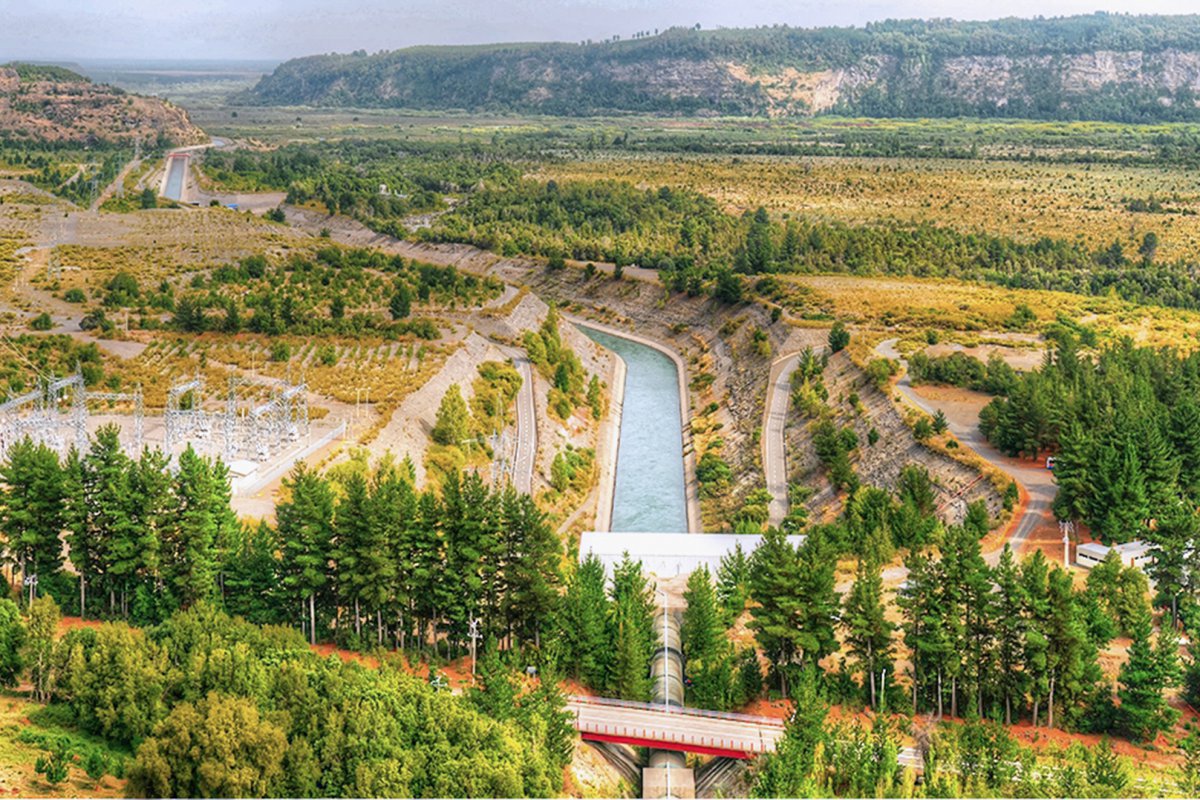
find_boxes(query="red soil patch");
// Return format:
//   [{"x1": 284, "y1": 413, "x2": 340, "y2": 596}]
[
  {"x1": 310, "y1": 643, "x2": 381, "y2": 669},
  {"x1": 57, "y1": 616, "x2": 101, "y2": 632}
]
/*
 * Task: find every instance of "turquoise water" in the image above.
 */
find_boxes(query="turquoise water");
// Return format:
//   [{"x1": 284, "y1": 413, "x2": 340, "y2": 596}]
[
  {"x1": 163, "y1": 157, "x2": 186, "y2": 201},
  {"x1": 579, "y1": 326, "x2": 688, "y2": 532}
]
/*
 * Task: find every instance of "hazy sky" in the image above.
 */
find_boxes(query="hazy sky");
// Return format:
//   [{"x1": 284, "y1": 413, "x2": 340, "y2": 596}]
[{"x1": 3, "y1": 0, "x2": 1199, "y2": 61}]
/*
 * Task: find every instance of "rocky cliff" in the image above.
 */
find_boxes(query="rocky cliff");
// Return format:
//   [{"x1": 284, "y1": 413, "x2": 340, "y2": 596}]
[{"x1": 238, "y1": 14, "x2": 1200, "y2": 122}]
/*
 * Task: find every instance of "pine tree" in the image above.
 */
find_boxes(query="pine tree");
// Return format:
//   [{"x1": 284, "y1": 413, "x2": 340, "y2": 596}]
[
  {"x1": 221, "y1": 522, "x2": 281, "y2": 625},
  {"x1": 365, "y1": 464, "x2": 409, "y2": 645},
  {"x1": 1021, "y1": 550, "x2": 1052, "y2": 726},
  {"x1": 608, "y1": 554, "x2": 657, "y2": 701},
  {"x1": 1045, "y1": 566, "x2": 1101, "y2": 729},
  {"x1": 1052, "y1": 419, "x2": 1094, "y2": 523},
  {"x1": 166, "y1": 447, "x2": 229, "y2": 610},
  {"x1": 333, "y1": 472, "x2": 372, "y2": 639},
  {"x1": 942, "y1": 524, "x2": 994, "y2": 718},
  {"x1": 742, "y1": 206, "x2": 775, "y2": 274},
  {"x1": 751, "y1": 665, "x2": 828, "y2": 797},
  {"x1": 609, "y1": 591, "x2": 653, "y2": 701},
  {"x1": 72, "y1": 426, "x2": 133, "y2": 616},
  {"x1": 1137, "y1": 418, "x2": 1179, "y2": 516},
  {"x1": 1170, "y1": 401, "x2": 1200, "y2": 502},
  {"x1": 992, "y1": 546, "x2": 1028, "y2": 724},
  {"x1": 682, "y1": 565, "x2": 731, "y2": 710},
  {"x1": 748, "y1": 527, "x2": 804, "y2": 694},
  {"x1": 389, "y1": 283, "x2": 412, "y2": 320},
  {"x1": 716, "y1": 541, "x2": 750, "y2": 622},
  {"x1": 898, "y1": 549, "x2": 951, "y2": 715},
  {"x1": 62, "y1": 448, "x2": 97, "y2": 617},
  {"x1": 1091, "y1": 433, "x2": 1148, "y2": 543},
  {"x1": 561, "y1": 554, "x2": 610, "y2": 689},
  {"x1": 0, "y1": 438, "x2": 66, "y2": 604},
  {"x1": 276, "y1": 464, "x2": 335, "y2": 644},
  {"x1": 127, "y1": 447, "x2": 173, "y2": 621},
  {"x1": 499, "y1": 489, "x2": 561, "y2": 647},
  {"x1": 1145, "y1": 503, "x2": 1198, "y2": 626},
  {"x1": 843, "y1": 558, "x2": 894, "y2": 709},
  {"x1": 1117, "y1": 610, "x2": 1178, "y2": 741},
  {"x1": 0, "y1": 599, "x2": 24, "y2": 687},
  {"x1": 794, "y1": 531, "x2": 839, "y2": 670}
]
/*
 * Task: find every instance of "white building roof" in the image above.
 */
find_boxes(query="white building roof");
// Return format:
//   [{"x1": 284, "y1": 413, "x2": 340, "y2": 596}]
[
  {"x1": 1077, "y1": 542, "x2": 1111, "y2": 559},
  {"x1": 578, "y1": 531, "x2": 807, "y2": 578}
]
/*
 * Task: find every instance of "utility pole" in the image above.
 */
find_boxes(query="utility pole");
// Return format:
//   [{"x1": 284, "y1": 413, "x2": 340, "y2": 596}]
[
  {"x1": 468, "y1": 615, "x2": 480, "y2": 679},
  {"x1": 1059, "y1": 519, "x2": 1074, "y2": 567}
]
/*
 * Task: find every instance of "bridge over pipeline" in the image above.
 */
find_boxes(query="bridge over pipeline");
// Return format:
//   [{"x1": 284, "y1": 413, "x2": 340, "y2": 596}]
[
  {"x1": 568, "y1": 695, "x2": 924, "y2": 765},
  {"x1": 568, "y1": 696, "x2": 785, "y2": 759}
]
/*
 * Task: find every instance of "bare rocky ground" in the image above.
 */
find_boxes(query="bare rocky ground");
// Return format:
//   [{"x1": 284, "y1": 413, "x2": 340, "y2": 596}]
[{"x1": 786, "y1": 351, "x2": 1003, "y2": 524}]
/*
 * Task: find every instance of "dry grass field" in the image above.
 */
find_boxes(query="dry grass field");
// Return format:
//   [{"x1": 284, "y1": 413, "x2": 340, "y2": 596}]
[
  {"x1": 536, "y1": 154, "x2": 1200, "y2": 263},
  {"x1": 794, "y1": 273, "x2": 1200, "y2": 351}
]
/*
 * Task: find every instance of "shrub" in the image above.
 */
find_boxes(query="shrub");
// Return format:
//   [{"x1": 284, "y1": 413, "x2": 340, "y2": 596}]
[{"x1": 828, "y1": 321, "x2": 850, "y2": 353}]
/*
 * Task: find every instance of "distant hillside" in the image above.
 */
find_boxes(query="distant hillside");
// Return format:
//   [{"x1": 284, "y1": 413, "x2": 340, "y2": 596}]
[
  {"x1": 239, "y1": 13, "x2": 1200, "y2": 121},
  {"x1": 0, "y1": 62, "x2": 205, "y2": 146}
]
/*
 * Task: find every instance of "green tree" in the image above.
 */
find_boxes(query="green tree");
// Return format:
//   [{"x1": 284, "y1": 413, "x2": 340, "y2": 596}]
[
  {"x1": 1117, "y1": 611, "x2": 1178, "y2": 741},
  {"x1": 561, "y1": 554, "x2": 610, "y2": 689},
  {"x1": 276, "y1": 465, "x2": 335, "y2": 643},
  {"x1": 751, "y1": 665, "x2": 828, "y2": 797},
  {"x1": 139, "y1": 187, "x2": 157, "y2": 209},
  {"x1": 682, "y1": 565, "x2": 732, "y2": 710},
  {"x1": 34, "y1": 737, "x2": 70, "y2": 786},
  {"x1": 843, "y1": 558, "x2": 894, "y2": 709},
  {"x1": 390, "y1": 283, "x2": 413, "y2": 320},
  {"x1": 607, "y1": 554, "x2": 657, "y2": 701},
  {"x1": 828, "y1": 321, "x2": 850, "y2": 353},
  {"x1": 24, "y1": 595, "x2": 59, "y2": 702},
  {"x1": 431, "y1": 384, "x2": 470, "y2": 446},
  {"x1": 0, "y1": 438, "x2": 66, "y2": 605},
  {"x1": 716, "y1": 541, "x2": 750, "y2": 622},
  {"x1": 992, "y1": 546, "x2": 1028, "y2": 724},
  {"x1": 748, "y1": 527, "x2": 803, "y2": 694},
  {"x1": 128, "y1": 693, "x2": 288, "y2": 798},
  {"x1": 0, "y1": 599, "x2": 25, "y2": 687}
]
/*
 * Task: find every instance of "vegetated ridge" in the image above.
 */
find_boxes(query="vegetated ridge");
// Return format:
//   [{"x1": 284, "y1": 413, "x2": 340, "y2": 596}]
[
  {"x1": 240, "y1": 13, "x2": 1200, "y2": 121},
  {"x1": 0, "y1": 62, "x2": 205, "y2": 145}
]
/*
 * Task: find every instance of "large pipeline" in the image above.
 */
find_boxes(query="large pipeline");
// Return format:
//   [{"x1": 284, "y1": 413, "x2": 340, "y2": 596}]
[{"x1": 647, "y1": 608, "x2": 689, "y2": 788}]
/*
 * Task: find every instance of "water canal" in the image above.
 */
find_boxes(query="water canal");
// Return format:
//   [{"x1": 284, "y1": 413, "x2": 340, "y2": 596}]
[{"x1": 578, "y1": 325, "x2": 688, "y2": 533}]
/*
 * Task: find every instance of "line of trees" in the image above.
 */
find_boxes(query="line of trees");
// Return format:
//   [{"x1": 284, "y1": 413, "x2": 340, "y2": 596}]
[
  {"x1": 737, "y1": 518, "x2": 1195, "y2": 744},
  {"x1": 0, "y1": 430, "x2": 563, "y2": 658}
]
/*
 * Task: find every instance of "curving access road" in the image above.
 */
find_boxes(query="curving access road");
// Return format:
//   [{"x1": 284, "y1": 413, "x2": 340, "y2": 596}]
[{"x1": 874, "y1": 338, "x2": 1056, "y2": 563}]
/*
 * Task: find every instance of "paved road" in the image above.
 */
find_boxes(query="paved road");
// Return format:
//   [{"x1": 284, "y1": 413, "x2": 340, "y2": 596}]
[
  {"x1": 763, "y1": 352, "x2": 801, "y2": 527},
  {"x1": 874, "y1": 338, "x2": 1056, "y2": 564},
  {"x1": 567, "y1": 696, "x2": 922, "y2": 767},
  {"x1": 512, "y1": 355, "x2": 536, "y2": 495}
]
